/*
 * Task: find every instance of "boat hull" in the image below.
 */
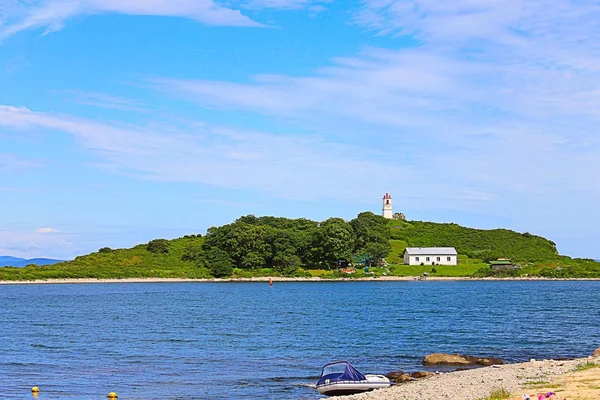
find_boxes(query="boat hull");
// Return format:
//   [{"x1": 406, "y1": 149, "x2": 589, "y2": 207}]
[{"x1": 316, "y1": 375, "x2": 391, "y2": 396}]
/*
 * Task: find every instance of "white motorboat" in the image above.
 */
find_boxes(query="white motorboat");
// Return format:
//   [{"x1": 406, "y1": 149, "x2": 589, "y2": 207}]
[{"x1": 316, "y1": 361, "x2": 392, "y2": 396}]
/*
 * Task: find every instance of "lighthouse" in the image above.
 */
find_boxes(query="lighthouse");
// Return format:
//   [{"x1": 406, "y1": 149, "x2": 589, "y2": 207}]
[{"x1": 382, "y1": 193, "x2": 393, "y2": 219}]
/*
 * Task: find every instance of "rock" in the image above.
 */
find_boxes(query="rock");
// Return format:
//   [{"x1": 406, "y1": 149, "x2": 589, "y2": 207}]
[
  {"x1": 422, "y1": 353, "x2": 503, "y2": 366},
  {"x1": 593, "y1": 347, "x2": 600, "y2": 357},
  {"x1": 411, "y1": 371, "x2": 435, "y2": 379},
  {"x1": 385, "y1": 371, "x2": 413, "y2": 383},
  {"x1": 423, "y1": 353, "x2": 472, "y2": 365},
  {"x1": 466, "y1": 355, "x2": 504, "y2": 366}
]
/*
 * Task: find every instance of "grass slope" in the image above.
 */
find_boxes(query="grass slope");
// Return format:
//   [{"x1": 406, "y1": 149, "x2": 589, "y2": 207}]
[
  {"x1": 388, "y1": 219, "x2": 558, "y2": 262},
  {"x1": 388, "y1": 220, "x2": 599, "y2": 278},
  {"x1": 0, "y1": 236, "x2": 209, "y2": 281}
]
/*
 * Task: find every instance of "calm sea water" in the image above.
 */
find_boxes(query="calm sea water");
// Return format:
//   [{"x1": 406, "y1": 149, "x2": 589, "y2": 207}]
[{"x1": 1, "y1": 281, "x2": 599, "y2": 399}]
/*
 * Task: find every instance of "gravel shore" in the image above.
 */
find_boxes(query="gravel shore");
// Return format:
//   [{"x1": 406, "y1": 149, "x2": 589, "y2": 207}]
[{"x1": 331, "y1": 357, "x2": 597, "y2": 400}]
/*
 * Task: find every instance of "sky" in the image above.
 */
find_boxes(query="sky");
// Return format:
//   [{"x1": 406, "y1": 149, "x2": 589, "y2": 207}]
[{"x1": 0, "y1": 0, "x2": 599, "y2": 260}]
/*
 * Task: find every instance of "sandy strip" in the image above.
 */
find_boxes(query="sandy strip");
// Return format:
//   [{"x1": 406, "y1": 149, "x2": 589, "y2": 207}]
[
  {"x1": 331, "y1": 357, "x2": 600, "y2": 400},
  {"x1": 1, "y1": 276, "x2": 600, "y2": 285}
]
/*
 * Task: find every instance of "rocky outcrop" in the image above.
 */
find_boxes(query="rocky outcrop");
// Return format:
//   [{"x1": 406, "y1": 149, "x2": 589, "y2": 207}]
[
  {"x1": 593, "y1": 347, "x2": 600, "y2": 357},
  {"x1": 386, "y1": 370, "x2": 436, "y2": 383},
  {"x1": 385, "y1": 371, "x2": 413, "y2": 383},
  {"x1": 411, "y1": 371, "x2": 435, "y2": 379},
  {"x1": 422, "y1": 353, "x2": 503, "y2": 366}
]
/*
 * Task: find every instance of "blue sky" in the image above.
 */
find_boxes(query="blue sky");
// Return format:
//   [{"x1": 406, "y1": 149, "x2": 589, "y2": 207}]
[{"x1": 0, "y1": 0, "x2": 599, "y2": 260}]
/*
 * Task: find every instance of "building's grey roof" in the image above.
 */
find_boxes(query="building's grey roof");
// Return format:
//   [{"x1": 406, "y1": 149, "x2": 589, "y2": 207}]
[{"x1": 404, "y1": 247, "x2": 457, "y2": 255}]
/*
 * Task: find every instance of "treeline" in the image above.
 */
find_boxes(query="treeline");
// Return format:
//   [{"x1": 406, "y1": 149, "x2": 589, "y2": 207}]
[
  {"x1": 389, "y1": 220, "x2": 558, "y2": 262},
  {"x1": 198, "y1": 213, "x2": 391, "y2": 277}
]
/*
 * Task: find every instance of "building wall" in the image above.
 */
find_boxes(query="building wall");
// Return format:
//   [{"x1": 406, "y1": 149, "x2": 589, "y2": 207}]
[
  {"x1": 383, "y1": 206, "x2": 393, "y2": 219},
  {"x1": 404, "y1": 254, "x2": 457, "y2": 266}
]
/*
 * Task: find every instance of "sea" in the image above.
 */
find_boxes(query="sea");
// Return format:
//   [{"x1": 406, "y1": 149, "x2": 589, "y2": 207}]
[{"x1": 1, "y1": 280, "x2": 599, "y2": 399}]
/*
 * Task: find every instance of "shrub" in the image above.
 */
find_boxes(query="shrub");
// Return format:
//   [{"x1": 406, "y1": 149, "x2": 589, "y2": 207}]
[
  {"x1": 147, "y1": 239, "x2": 169, "y2": 254},
  {"x1": 210, "y1": 259, "x2": 233, "y2": 278}
]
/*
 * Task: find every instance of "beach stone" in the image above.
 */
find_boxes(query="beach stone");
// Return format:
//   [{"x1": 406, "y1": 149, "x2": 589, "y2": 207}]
[
  {"x1": 467, "y1": 356, "x2": 504, "y2": 366},
  {"x1": 593, "y1": 347, "x2": 600, "y2": 357},
  {"x1": 411, "y1": 371, "x2": 435, "y2": 379},
  {"x1": 385, "y1": 371, "x2": 413, "y2": 383},
  {"x1": 422, "y1": 353, "x2": 503, "y2": 366}
]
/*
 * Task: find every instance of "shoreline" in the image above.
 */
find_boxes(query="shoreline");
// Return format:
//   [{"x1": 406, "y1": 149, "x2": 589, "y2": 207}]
[
  {"x1": 2, "y1": 276, "x2": 600, "y2": 285},
  {"x1": 334, "y1": 356, "x2": 600, "y2": 400}
]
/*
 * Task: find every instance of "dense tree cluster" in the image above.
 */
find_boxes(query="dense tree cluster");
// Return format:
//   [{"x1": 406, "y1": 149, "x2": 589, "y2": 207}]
[{"x1": 199, "y1": 212, "x2": 391, "y2": 273}]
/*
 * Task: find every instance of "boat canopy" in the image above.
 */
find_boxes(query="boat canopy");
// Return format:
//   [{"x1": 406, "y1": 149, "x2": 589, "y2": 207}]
[{"x1": 317, "y1": 361, "x2": 367, "y2": 385}]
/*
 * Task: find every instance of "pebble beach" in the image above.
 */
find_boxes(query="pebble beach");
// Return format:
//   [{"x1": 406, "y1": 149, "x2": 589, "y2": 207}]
[{"x1": 334, "y1": 357, "x2": 600, "y2": 400}]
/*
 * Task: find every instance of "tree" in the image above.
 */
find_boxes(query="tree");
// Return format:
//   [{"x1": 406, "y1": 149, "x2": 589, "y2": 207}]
[
  {"x1": 273, "y1": 253, "x2": 301, "y2": 276},
  {"x1": 181, "y1": 245, "x2": 203, "y2": 262},
  {"x1": 204, "y1": 248, "x2": 234, "y2": 277},
  {"x1": 316, "y1": 218, "x2": 355, "y2": 268},
  {"x1": 147, "y1": 239, "x2": 169, "y2": 254},
  {"x1": 98, "y1": 247, "x2": 112, "y2": 254},
  {"x1": 364, "y1": 242, "x2": 392, "y2": 265},
  {"x1": 350, "y1": 212, "x2": 391, "y2": 264}
]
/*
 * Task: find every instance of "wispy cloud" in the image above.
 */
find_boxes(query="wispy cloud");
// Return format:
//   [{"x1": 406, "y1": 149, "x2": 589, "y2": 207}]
[
  {"x1": 0, "y1": 104, "x2": 407, "y2": 201},
  {"x1": 143, "y1": 0, "x2": 600, "y2": 234},
  {"x1": 59, "y1": 90, "x2": 147, "y2": 112},
  {"x1": 241, "y1": 0, "x2": 327, "y2": 10},
  {"x1": 36, "y1": 227, "x2": 60, "y2": 233},
  {"x1": 0, "y1": 153, "x2": 43, "y2": 172},
  {"x1": 0, "y1": 0, "x2": 260, "y2": 40}
]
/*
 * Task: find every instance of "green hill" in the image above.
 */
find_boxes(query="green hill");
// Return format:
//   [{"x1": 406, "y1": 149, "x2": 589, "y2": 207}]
[
  {"x1": 385, "y1": 220, "x2": 600, "y2": 278},
  {"x1": 1, "y1": 214, "x2": 598, "y2": 280},
  {"x1": 0, "y1": 235, "x2": 210, "y2": 281},
  {"x1": 388, "y1": 219, "x2": 558, "y2": 262}
]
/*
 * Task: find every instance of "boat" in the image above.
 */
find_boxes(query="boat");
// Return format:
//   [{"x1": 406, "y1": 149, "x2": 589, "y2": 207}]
[{"x1": 316, "y1": 361, "x2": 392, "y2": 396}]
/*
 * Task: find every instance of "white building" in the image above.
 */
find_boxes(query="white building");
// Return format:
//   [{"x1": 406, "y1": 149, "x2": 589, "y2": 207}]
[
  {"x1": 382, "y1": 193, "x2": 393, "y2": 219},
  {"x1": 403, "y1": 247, "x2": 458, "y2": 266}
]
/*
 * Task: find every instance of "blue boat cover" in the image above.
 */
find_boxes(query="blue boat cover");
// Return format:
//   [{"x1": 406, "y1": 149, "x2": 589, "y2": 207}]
[{"x1": 317, "y1": 361, "x2": 367, "y2": 385}]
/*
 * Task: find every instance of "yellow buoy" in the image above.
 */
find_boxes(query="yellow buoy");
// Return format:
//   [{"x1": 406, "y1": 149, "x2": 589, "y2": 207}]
[
  {"x1": 107, "y1": 392, "x2": 118, "y2": 398},
  {"x1": 31, "y1": 387, "x2": 40, "y2": 393}
]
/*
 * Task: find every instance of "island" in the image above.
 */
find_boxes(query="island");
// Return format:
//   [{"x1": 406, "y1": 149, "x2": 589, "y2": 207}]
[{"x1": 1, "y1": 212, "x2": 599, "y2": 281}]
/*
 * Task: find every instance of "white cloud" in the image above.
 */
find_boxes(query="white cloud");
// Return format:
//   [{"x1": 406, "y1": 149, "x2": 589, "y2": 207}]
[
  {"x1": 0, "y1": 0, "x2": 259, "y2": 40},
  {"x1": 142, "y1": 0, "x2": 600, "y2": 242},
  {"x1": 0, "y1": 104, "x2": 408, "y2": 201},
  {"x1": 0, "y1": 229, "x2": 73, "y2": 259},
  {"x1": 242, "y1": 0, "x2": 325, "y2": 9},
  {"x1": 36, "y1": 227, "x2": 60, "y2": 233}
]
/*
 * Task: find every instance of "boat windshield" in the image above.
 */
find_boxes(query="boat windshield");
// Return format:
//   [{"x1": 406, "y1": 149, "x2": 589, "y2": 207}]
[
  {"x1": 320, "y1": 362, "x2": 367, "y2": 382},
  {"x1": 322, "y1": 362, "x2": 349, "y2": 376}
]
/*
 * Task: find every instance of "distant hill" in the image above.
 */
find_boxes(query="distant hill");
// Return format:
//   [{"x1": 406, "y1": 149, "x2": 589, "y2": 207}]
[{"x1": 0, "y1": 256, "x2": 64, "y2": 268}]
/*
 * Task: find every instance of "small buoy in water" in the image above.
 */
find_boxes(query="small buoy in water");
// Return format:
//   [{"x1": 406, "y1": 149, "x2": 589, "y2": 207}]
[
  {"x1": 269, "y1": 277, "x2": 273, "y2": 286},
  {"x1": 31, "y1": 387, "x2": 40, "y2": 393},
  {"x1": 107, "y1": 392, "x2": 118, "y2": 398}
]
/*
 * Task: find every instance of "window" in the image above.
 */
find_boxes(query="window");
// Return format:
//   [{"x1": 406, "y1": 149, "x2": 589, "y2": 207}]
[
  {"x1": 447, "y1": 257, "x2": 451, "y2": 262},
  {"x1": 436, "y1": 257, "x2": 440, "y2": 262},
  {"x1": 426, "y1": 257, "x2": 430, "y2": 261},
  {"x1": 415, "y1": 257, "x2": 419, "y2": 261}
]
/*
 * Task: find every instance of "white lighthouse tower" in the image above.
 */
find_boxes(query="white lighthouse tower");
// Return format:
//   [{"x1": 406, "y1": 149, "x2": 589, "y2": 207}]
[{"x1": 382, "y1": 193, "x2": 393, "y2": 219}]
